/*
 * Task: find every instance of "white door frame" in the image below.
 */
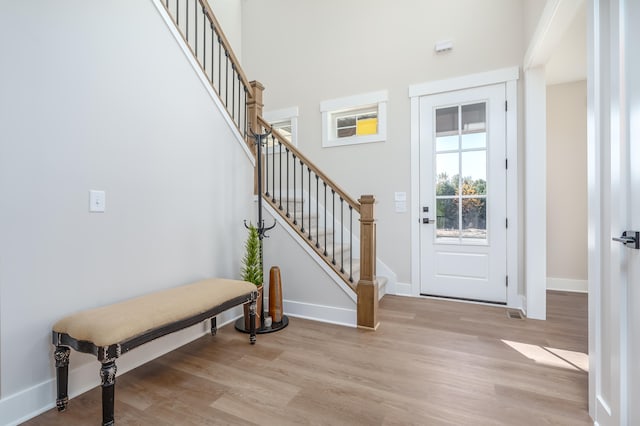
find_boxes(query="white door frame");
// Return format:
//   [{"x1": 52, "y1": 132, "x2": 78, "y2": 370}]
[
  {"x1": 522, "y1": 67, "x2": 547, "y2": 320},
  {"x1": 409, "y1": 67, "x2": 521, "y2": 310},
  {"x1": 521, "y1": 0, "x2": 585, "y2": 320}
]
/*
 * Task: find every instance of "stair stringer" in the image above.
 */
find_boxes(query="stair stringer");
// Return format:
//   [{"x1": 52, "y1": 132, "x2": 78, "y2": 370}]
[{"x1": 151, "y1": 0, "x2": 254, "y2": 164}]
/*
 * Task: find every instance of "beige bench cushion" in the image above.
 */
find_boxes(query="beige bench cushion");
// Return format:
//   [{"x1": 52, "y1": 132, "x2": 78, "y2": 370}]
[{"x1": 53, "y1": 278, "x2": 256, "y2": 347}]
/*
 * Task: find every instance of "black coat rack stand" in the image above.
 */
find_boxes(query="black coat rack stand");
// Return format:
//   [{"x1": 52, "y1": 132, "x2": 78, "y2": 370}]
[{"x1": 235, "y1": 129, "x2": 289, "y2": 334}]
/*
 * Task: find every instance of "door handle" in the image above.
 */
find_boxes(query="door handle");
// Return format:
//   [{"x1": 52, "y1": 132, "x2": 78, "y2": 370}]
[
  {"x1": 420, "y1": 206, "x2": 432, "y2": 224},
  {"x1": 612, "y1": 231, "x2": 640, "y2": 249}
]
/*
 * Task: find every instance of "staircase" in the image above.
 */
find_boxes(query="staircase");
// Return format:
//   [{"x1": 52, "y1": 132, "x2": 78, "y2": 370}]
[
  {"x1": 266, "y1": 196, "x2": 391, "y2": 300},
  {"x1": 255, "y1": 116, "x2": 392, "y2": 303},
  {"x1": 158, "y1": 0, "x2": 392, "y2": 328}
]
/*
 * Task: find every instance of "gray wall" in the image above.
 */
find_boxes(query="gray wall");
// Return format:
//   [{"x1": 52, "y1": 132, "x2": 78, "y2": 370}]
[
  {"x1": 524, "y1": 0, "x2": 548, "y2": 47},
  {"x1": 0, "y1": 0, "x2": 253, "y2": 420},
  {"x1": 241, "y1": 0, "x2": 526, "y2": 284}
]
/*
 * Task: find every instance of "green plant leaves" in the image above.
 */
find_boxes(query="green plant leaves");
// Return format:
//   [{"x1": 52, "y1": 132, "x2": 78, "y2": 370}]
[{"x1": 241, "y1": 224, "x2": 263, "y2": 286}]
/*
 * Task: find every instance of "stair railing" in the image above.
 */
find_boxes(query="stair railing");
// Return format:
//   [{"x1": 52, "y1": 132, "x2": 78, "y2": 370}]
[
  {"x1": 161, "y1": 0, "x2": 378, "y2": 329},
  {"x1": 161, "y1": 0, "x2": 252, "y2": 141},
  {"x1": 256, "y1": 116, "x2": 379, "y2": 329}
]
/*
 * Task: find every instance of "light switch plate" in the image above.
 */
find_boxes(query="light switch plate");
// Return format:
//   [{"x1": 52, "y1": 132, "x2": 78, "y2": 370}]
[
  {"x1": 89, "y1": 190, "x2": 106, "y2": 213},
  {"x1": 394, "y1": 192, "x2": 407, "y2": 202}
]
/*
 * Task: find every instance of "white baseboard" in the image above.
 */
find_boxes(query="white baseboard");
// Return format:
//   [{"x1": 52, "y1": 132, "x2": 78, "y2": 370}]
[
  {"x1": 547, "y1": 277, "x2": 588, "y2": 293},
  {"x1": 378, "y1": 278, "x2": 387, "y2": 300},
  {"x1": 393, "y1": 282, "x2": 412, "y2": 296},
  {"x1": 282, "y1": 299, "x2": 356, "y2": 328},
  {"x1": 0, "y1": 308, "x2": 242, "y2": 426},
  {"x1": 508, "y1": 294, "x2": 525, "y2": 312}
]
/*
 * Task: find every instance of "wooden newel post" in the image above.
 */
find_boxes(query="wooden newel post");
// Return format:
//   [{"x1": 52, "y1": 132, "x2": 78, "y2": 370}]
[
  {"x1": 357, "y1": 194, "x2": 379, "y2": 330},
  {"x1": 247, "y1": 80, "x2": 265, "y2": 194},
  {"x1": 247, "y1": 81, "x2": 265, "y2": 140}
]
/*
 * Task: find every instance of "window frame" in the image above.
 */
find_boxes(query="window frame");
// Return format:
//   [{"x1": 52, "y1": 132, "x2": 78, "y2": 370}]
[
  {"x1": 263, "y1": 106, "x2": 299, "y2": 150},
  {"x1": 320, "y1": 90, "x2": 388, "y2": 148}
]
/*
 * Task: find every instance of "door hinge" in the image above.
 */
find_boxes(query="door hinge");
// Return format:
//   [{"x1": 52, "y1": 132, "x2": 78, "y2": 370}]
[
  {"x1": 506, "y1": 275, "x2": 509, "y2": 287},
  {"x1": 505, "y1": 100, "x2": 508, "y2": 111},
  {"x1": 505, "y1": 158, "x2": 508, "y2": 169},
  {"x1": 506, "y1": 218, "x2": 509, "y2": 228}
]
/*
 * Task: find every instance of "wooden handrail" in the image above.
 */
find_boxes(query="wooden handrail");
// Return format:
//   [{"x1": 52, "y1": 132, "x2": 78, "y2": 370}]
[
  {"x1": 195, "y1": 0, "x2": 252, "y2": 95},
  {"x1": 257, "y1": 116, "x2": 361, "y2": 213}
]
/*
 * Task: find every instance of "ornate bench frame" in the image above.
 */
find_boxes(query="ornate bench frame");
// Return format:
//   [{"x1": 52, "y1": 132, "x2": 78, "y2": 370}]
[{"x1": 52, "y1": 291, "x2": 257, "y2": 426}]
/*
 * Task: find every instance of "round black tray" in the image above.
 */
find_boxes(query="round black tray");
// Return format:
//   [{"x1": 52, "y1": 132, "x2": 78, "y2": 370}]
[{"x1": 234, "y1": 314, "x2": 289, "y2": 334}]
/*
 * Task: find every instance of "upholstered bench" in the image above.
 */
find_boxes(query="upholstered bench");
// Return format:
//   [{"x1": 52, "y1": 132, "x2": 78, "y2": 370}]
[{"x1": 52, "y1": 278, "x2": 258, "y2": 426}]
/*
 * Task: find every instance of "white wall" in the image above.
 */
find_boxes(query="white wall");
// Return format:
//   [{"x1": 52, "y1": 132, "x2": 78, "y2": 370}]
[
  {"x1": 211, "y1": 0, "x2": 243, "y2": 62},
  {"x1": 525, "y1": 0, "x2": 548, "y2": 47},
  {"x1": 546, "y1": 80, "x2": 587, "y2": 290},
  {"x1": 0, "y1": 0, "x2": 253, "y2": 423},
  {"x1": 545, "y1": 3, "x2": 586, "y2": 85},
  {"x1": 241, "y1": 0, "x2": 526, "y2": 286}
]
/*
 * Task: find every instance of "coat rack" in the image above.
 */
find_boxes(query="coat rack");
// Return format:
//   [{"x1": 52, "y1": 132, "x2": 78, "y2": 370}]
[{"x1": 235, "y1": 129, "x2": 289, "y2": 334}]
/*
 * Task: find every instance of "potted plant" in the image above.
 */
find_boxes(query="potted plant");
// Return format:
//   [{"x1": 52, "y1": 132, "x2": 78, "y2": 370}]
[{"x1": 241, "y1": 223, "x2": 263, "y2": 330}]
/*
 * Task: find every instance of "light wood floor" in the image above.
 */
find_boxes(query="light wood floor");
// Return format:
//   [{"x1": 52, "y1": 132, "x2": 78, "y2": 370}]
[{"x1": 24, "y1": 291, "x2": 591, "y2": 425}]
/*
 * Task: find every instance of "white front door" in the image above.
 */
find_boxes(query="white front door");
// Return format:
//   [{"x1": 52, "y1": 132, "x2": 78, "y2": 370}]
[
  {"x1": 589, "y1": 0, "x2": 640, "y2": 424},
  {"x1": 419, "y1": 84, "x2": 507, "y2": 303}
]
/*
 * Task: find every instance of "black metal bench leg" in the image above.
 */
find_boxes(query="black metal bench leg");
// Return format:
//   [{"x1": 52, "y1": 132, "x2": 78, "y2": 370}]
[
  {"x1": 54, "y1": 346, "x2": 71, "y2": 411},
  {"x1": 100, "y1": 361, "x2": 117, "y2": 426},
  {"x1": 249, "y1": 299, "x2": 257, "y2": 344},
  {"x1": 210, "y1": 316, "x2": 217, "y2": 336}
]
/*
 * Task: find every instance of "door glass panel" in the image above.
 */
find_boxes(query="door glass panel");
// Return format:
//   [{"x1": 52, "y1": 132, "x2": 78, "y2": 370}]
[
  {"x1": 461, "y1": 132, "x2": 486, "y2": 149},
  {"x1": 461, "y1": 151, "x2": 487, "y2": 195},
  {"x1": 436, "y1": 153, "x2": 459, "y2": 195},
  {"x1": 461, "y1": 103, "x2": 487, "y2": 150},
  {"x1": 433, "y1": 101, "x2": 489, "y2": 243},
  {"x1": 436, "y1": 106, "x2": 458, "y2": 135},
  {"x1": 461, "y1": 197, "x2": 487, "y2": 239},
  {"x1": 461, "y1": 103, "x2": 485, "y2": 133},
  {"x1": 436, "y1": 134, "x2": 459, "y2": 152},
  {"x1": 436, "y1": 198, "x2": 459, "y2": 238}
]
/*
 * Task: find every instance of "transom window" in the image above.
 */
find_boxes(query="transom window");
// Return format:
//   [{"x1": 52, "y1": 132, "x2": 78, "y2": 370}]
[
  {"x1": 335, "y1": 106, "x2": 378, "y2": 138},
  {"x1": 321, "y1": 91, "x2": 387, "y2": 148}
]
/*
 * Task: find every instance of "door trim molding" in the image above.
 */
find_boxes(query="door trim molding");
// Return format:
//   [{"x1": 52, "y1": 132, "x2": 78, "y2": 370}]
[
  {"x1": 408, "y1": 67, "x2": 519, "y2": 98},
  {"x1": 409, "y1": 68, "x2": 521, "y2": 309},
  {"x1": 523, "y1": 67, "x2": 547, "y2": 320}
]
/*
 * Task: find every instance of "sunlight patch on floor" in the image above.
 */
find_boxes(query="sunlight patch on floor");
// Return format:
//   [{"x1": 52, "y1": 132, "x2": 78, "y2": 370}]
[{"x1": 502, "y1": 340, "x2": 588, "y2": 372}]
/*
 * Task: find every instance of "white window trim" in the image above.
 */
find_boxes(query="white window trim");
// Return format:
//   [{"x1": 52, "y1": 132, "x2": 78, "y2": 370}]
[
  {"x1": 320, "y1": 90, "x2": 388, "y2": 148},
  {"x1": 263, "y1": 106, "x2": 299, "y2": 148}
]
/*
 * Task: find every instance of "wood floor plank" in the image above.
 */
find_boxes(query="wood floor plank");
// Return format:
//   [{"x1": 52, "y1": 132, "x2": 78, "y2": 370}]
[{"x1": 23, "y1": 291, "x2": 590, "y2": 425}]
